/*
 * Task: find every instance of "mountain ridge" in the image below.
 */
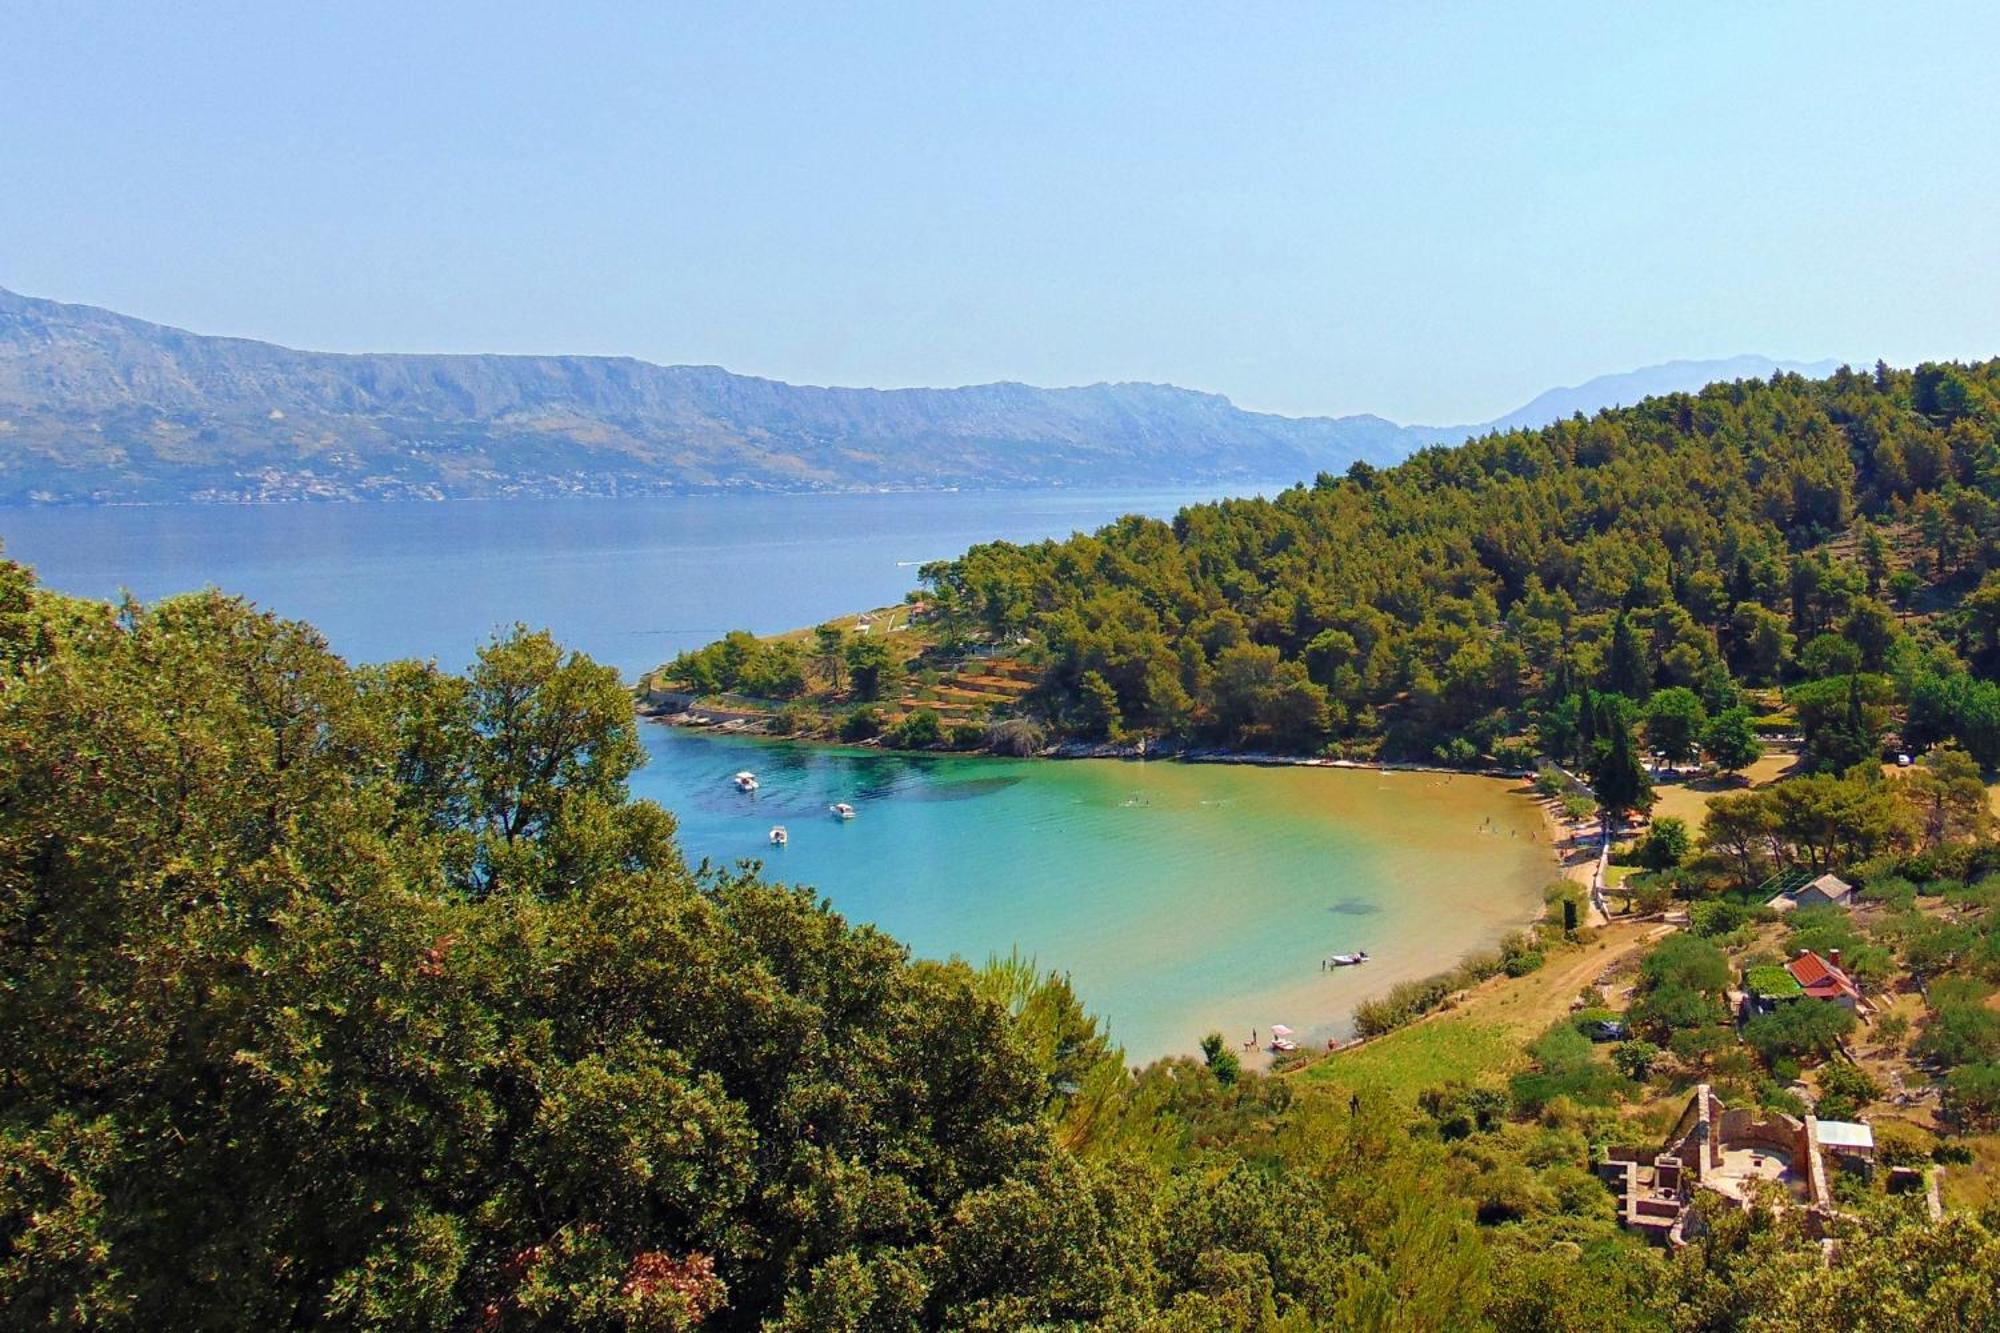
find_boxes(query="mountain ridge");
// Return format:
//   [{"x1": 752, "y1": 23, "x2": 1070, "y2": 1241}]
[{"x1": 0, "y1": 286, "x2": 1840, "y2": 503}]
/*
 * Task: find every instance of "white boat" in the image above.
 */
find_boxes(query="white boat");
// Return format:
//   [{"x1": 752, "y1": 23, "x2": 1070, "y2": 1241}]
[
  {"x1": 733, "y1": 771, "x2": 759, "y2": 792},
  {"x1": 768, "y1": 826, "x2": 788, "y2": 846},
  {"x1": 829, "y1": 802, "x2": 857, "y2": 820},
  {"x1": 1268, "y1": 1023, "x2": 1298, "y2": 1052},
  {"x1": 1327, "y1": 951, "x2": 1370, "y2": 967}
]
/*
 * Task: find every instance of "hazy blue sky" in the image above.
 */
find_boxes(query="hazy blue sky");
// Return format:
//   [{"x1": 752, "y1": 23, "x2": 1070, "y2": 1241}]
[{"x1": 5, "y1": 3, "x2": 1997, "y2": 422}]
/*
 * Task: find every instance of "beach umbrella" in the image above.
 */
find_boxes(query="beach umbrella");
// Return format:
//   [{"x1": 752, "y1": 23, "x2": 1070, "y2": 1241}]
[{"x1": 1270, "y1": 1024, "x2": 1294, "y2": 1037}]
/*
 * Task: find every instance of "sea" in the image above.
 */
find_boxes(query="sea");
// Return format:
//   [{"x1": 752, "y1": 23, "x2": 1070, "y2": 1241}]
[{"x1": 1, "y1": 488, "x2": 1552, "y2": 1059}]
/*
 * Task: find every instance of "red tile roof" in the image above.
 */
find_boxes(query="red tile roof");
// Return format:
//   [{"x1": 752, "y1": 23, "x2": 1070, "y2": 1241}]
[{"x1": 1785, "y1": 950, "x2": 1861, "y2": 1002}]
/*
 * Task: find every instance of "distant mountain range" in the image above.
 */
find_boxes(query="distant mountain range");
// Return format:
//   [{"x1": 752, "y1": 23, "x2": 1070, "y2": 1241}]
[{"x1": 0, "y1": 287, "x2": 1843, "y2": 503}]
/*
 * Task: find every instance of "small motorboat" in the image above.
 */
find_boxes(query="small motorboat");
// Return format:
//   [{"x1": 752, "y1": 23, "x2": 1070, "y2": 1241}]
[
  {"x1": 768, "y1": 825, "x2": 788, "y2": 846},
  {"x1": 1326, "y1": 951, "x2": 1370, "y2": 968},
  {"x1": 829, "y1": 802, "x2": 857, "y2": 820},
  {"x1": 733, "y1": 770, "x2": 759, "y2": 792},
  {"x1": 1268, "y1": 1023, "x2": 1298, "y2": 1053}
]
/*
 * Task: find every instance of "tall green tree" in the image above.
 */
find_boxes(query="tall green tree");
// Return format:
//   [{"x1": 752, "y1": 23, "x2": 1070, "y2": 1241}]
[
  {"x1": 1701, "y1": 704, "x2": 1764, "y2": 776},
  {"x1": 1602, "y1": 611, "x2": 1653, "y2": 701},
  {"x1": 1590, "y1": 709, "x2": 1654, "y2": 819},
  {"x1": 811, "y1": 622, "x2": 848, "y2": 692},
  {"x1": 1643, "y1": 686, "x2": 1706, "y2": 764}
]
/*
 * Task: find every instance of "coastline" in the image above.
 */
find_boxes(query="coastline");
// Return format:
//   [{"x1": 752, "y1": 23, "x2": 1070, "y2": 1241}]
[
  {"x1": 641, "y1": 715, "x2": 1561, "y2": 1063},
  {"x1": 644, "y1": 705, "x2": 1541, "y2": 781}
]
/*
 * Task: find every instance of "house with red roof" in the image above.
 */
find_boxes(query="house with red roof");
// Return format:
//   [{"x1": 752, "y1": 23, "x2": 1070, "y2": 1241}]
[{"x1": 1784, "y1": 948, "x2": 1868, "y2": 1013}]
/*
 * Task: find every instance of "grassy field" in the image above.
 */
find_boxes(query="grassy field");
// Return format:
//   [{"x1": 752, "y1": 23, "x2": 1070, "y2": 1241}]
[
  {"x1": 1298, "y1": 1018, "x2": 1522, "y2": 1103},
  {"x1": 1296, "y1": 920, "x2": 1669, "y2": 1103},
  {"x1": 1942, "y1": 1135, "x2": 2000, "y2": 1211},
  {"x1": 1645, "y1": 747, "x2": 1799, "y2": 829}
]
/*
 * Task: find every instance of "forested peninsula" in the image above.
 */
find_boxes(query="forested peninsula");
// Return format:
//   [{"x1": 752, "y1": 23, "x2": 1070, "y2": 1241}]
[{"x1": 659, "y1": 359, "x2": 2000, "y2": 786}]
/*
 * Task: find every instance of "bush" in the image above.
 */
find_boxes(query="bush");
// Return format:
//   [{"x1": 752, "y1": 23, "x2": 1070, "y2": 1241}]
[
  {"x1": 1504, "y1": 950, "x2": 1546, "y2": 977},
  {"x1": 1418, "y1": 1081, "x2": 1508, "y2": 1139},
  {"x1": 1635, "y1": 817, "x2": 1691, "y2": 871},
  {"x1": 1612, "y1": 1040, "x2": 1661, "y2": 1080},
  {"x1": 985, "y1": 716, "x2": 1048, "y2": 756},
  {"x1": 1568, "y1": 1008, "x2": 1619, "y2": 1035},
  {"x1": 1862, "y1": 876, "x2": 1918, "y2": 911},
  {"x1": 1351, "y1": 950, "x2": 1507, "y2": 1037},
  {"x1": 1689, "y1": 899, "x2": 1751, "y2": 938},
  {"x1": 1641, "y1": 933, "x2": 1730, "y2": 993},
  {"x1": 1814, "y1": 1060, "x2": 1882, "y2": 1120},
  {"x1": 1873, "y1": 1121, "x2": 1937, "y2": 1167},
  {"x1": 1559, "y1": 793, "x2": 1597, "y2": 822},
  {"x1": 840, "y1": 705, "x2": 885, "y2": 741},
  {"x1": 1199, "y1": 1031, "x2": 1241, "y2": 1086},
  {"x1": 890, "y1": 706, "x2": 942, "y2": 749},
  {"x1": 1543, "y1": 880, "x2": 1587, "y2": 930}
]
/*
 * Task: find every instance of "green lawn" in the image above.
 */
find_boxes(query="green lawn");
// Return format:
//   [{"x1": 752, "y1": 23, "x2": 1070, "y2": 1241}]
[{"x1": 1299, "y1": 1017, "x2": 1524, "y2": 1103}]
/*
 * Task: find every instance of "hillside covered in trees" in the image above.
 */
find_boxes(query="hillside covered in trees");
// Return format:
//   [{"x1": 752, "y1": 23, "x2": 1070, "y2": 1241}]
[
  {"x1": 5, "y1": 565, "x2": 1999, "y2": 1330},
  {"x1": 867, "y1": 360, "x2": 2000, "y2": 774}
]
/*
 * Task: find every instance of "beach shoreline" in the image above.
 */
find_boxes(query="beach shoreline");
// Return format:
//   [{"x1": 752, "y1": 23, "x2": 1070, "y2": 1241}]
[{"x1": 642, "y1": 717, "x2": 1561, "y2": 1064}]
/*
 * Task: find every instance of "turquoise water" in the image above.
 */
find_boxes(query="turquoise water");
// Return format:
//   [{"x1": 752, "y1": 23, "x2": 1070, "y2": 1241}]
[
  {"x1": 2, "y1": 489, "x2": 1554, "y2": 1060},
  {"x1": 636, "y1": 725, "x2": 1553, "y2": 1061}
]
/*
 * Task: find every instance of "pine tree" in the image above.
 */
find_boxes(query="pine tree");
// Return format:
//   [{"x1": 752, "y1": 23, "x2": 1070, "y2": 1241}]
[
  {"x1": 1603, "y1": 612, "x2": 1652, "y2": 700},
  {"x1": 1590, "y1": 712, "x2": 1654, "y2": 819}
]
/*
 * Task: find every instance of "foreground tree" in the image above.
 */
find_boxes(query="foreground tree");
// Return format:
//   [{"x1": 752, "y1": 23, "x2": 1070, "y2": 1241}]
[
  {"x1": 0, "y1": 578, "x2": 1120, "y2": 1329},
  {"x1": 1702, "y1": 704, "x2": 1765, "y2": 777}
]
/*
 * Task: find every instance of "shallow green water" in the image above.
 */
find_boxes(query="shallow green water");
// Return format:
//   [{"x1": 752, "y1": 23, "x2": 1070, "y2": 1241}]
[{"x1": 633, "y1": 726, "x2": 1556, "y2": 1061}]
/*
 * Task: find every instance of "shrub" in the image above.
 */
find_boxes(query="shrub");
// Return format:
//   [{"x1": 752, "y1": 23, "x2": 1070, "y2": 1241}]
[
  {"x1": 1640, "y1": 933, "x2": 1730, "y2": 993},
  {"x1": 1530, "y1": 1024, "x2": 1595, "y2": 1076},
  {"x1": 840, "y1": 705, "x2": 885, "y2": 741},
  {"x1": 1635, "y1": 817, "x2": 1691, "y2": 870},
  {"x1": 1351, "y1": 951, "x2": 1506, "y2": 1037},
  {"x1": 1689, "y1": 899, "x2": 1751, "y2": 938},
  {"x1": 1862, "y1": 876, "x2": 1918, "y2": 911},
  {"x1": 985, "y1": 717, "x2": 1048, "y2": 756},
  {"x1": 1504, "y1": 950, "x2": 1546, "y2": 977},
  {"x1": 890, "y1": 706, "x2": 942, "y2": 749},
  {"x1": 1418, "y1": 1081, "x2": 1508, "y2": 1139},
  {"x1": 1612, "y1": 1040, "x2": 1661, "y2": 1081},
  {"x1": 1199, "y1": 1031, "x2": 1241, "y2": 1087},
  {"x1": 1814, "y1": 1060, "x2": 1882, "y2": 1120},
  {"x1": 1873, "y1": 1121, "x2": 1937, "y2": 1168}
]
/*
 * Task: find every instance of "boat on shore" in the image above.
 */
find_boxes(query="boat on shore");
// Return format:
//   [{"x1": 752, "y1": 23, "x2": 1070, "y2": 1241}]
[
  {"x1": 829, "y1": 802, "x2": 856, "y2": 820},
  {"x1": 1325, "y1": 950, "x2": 1370, "y2": 968}
]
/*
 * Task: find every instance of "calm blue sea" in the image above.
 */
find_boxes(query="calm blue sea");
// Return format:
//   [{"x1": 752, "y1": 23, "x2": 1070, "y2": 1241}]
[{"x1": 0, "y1": 488, "x2": 1257, "y2": 677}]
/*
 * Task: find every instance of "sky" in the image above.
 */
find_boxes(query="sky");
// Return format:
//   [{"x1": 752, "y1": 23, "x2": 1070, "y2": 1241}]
[{"x1": 4, "y1": 3, "x2": 1998, "y2": 424}]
